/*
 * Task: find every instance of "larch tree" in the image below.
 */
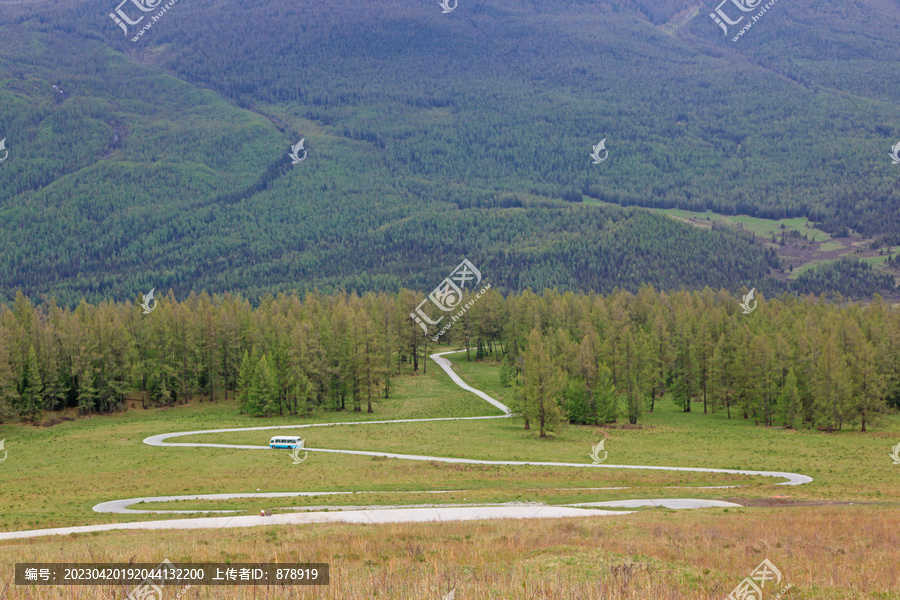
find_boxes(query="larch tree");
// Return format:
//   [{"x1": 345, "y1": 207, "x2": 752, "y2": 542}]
[
  {"x1": 20, "y1": 344, "x2": 43, "y2": 421},
  {"x1": 778, "y1": 368, "x2": 801, "y2": 429},
  {"x1": 812, "y1": 333, "x2": 852, "y2": 431},
  {"x1": 522, "y1": 328, "x2": 563, "y2": 438},
  {"x1": 845, "y1": 322, "x2": 887, "y2": 432},
  {"x1": 594, "y1": 362, "x2": 619, "y2": 425}
]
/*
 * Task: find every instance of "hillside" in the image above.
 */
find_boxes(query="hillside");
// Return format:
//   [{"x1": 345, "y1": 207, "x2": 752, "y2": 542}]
[{"x1": 1, "y1": 0, "x2": 899, "y2": 303}]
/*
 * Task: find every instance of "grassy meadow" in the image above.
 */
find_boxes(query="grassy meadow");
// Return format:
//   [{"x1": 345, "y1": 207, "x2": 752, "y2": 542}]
[{"x1": 1, "y1": 350, "x2": 898, "y2": 598}]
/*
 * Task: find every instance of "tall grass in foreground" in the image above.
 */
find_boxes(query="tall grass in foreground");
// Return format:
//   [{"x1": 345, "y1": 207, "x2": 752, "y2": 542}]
[{"x1": 2, "y1": 507, "x2": 897, "y2": 599}]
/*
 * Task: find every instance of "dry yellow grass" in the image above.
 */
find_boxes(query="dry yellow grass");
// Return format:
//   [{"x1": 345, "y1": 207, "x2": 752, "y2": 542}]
[{"x1": 2, "y1": 507, "x2": 897, "y2": 599}]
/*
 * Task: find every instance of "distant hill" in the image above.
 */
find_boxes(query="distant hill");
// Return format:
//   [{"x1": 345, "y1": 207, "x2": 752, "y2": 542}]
[{"x1": 0, "y1": 0, "x2": 897, "y2": 304}]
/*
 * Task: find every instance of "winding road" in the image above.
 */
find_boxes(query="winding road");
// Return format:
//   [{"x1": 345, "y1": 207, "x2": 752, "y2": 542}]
[{"x1": 0, "y1": 351, "x2": 812, "y2": 541}]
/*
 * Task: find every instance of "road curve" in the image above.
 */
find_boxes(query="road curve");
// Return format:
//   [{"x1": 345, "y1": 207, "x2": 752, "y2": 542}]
[
  {"x1": 0, "y1": 350, "x2": 812, "y2": 540},
  {"x1": 141, "y1": 350, "x2": 811, "y2": 488},
  {"x1": 430, "y1": 350, "x2": 512, "y2": 414}
]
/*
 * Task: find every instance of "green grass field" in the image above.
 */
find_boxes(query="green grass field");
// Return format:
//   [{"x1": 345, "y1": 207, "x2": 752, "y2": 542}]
[
  {"x1": 788, "y1": 258, "x2": 839, "y2": 279},
  {"x1": 650, "y1": 209, "x2": 834, "y2": 243},
  {"x1": 1, "y1": 351, "x2": 898, "y2": 598},
  {"x1": 1, "y1": 353, "x2": 897, "y2": 527}
]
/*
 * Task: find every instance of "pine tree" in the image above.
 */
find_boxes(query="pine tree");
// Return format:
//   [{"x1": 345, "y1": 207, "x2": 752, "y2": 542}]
[
  {"x1": 0, "y1": 331, "x2": 17, "y2": 423},
  {"x1": 731, "y1": 324, "x2": 756, "y2": 420},
  {"x1": 20, "y1": 344, "x2": 43, "y2": 421},
  {"x1": 672, "y1": 314, "x2": 697, "y2": 413},
  {"x1": 594, "y1": 362, "x2": 619, "y2": 424},
  {"x1": 577, "y1": 330, "x2": 601, "y2": 421},
  {"x1": 248, "y1": 354, "x2": 279, "y2": 416},
  {"x1": 812, "y1": 334, "x2": 851, "y2": 431},
  {"x1": 522, "y1": 329, "x2": 563, "y2": 437},
  {"x1": 562, "y1": 377, "x2": 591, "y2": 424},
  {"x1": 78, "y1": 380, "x2": 98, "y2": 415},
  {"x1": 236, "y1": 350, "x2": 254, "y2": 414},
  {"x1": 258, "y1": 354, "x2": 280, "y2": 416},
  {"x1": 499, "y1": 356, "x2": 515, "y2": 388},
  {"x1": 621, "y1": 328, "x2": 643, "y2": 425},
  {"x1": 778, "y1": 368, "x2": 801, "y2": 429},
  {"x1": 709, "y1": 333, "x2": 732, "y2": 418},
  {"x1": 846, "y1": 324, "x2": 887, "y2": 432},
  {"x1": 648, "y1": 306, "x2": 671, "y2": 413}
]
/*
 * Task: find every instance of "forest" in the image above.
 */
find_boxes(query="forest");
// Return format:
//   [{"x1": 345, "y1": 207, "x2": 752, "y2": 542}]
[
  {"x1": 2, "y1": 288, "x2": 896, "y2": 438},
  {"x1": 1, "y1": 0, "x2": 900, "y2": 304}
]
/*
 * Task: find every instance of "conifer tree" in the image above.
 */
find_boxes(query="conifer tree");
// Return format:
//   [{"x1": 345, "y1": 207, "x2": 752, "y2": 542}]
[
  {"x1": 0, "y1": 331, "x2": 16, "y2": 423},
  {"x1": 522, "y1": 329, "x2": 563, "y2": 437},
  {"x1": 237, "y1": 350, "x2": 254, "y2": 414},
  {"x1": 778, "y1": 368, "x2": 801, "y2": 429},
  {"x1": 594, "y1": 362, "x2": 619, "y2": 424},
  {"x1": 812, "y1": 334, "x2": 851, "y2": 431},
  {"x1": 20, "y1": 344, "x2": 43, "y2": 421}
]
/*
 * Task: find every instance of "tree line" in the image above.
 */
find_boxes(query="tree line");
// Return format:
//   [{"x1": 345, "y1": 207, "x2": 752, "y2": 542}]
[
  {"x1": 0, "y1": 288, "x2": 897, "y2": 436},
  {"x1": 509, "y1": 287, "x2": 899, "y2": 436}
]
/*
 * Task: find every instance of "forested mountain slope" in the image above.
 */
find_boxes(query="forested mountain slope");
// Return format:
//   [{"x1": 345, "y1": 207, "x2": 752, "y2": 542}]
[
  {"x1": 110, "y1": 0, "x2": 900, "y2": 233},
  {"x1": 0, "y1": 0, "x2": 898, "y2": 304}
]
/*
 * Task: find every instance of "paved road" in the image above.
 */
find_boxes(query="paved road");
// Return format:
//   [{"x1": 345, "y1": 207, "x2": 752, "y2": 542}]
[
  {"x1": 0, "y1": 350, "x2": 812, "y2": 540},
  {"x1": 0, "y1": 507, "x2": 628, "y2": 541}
]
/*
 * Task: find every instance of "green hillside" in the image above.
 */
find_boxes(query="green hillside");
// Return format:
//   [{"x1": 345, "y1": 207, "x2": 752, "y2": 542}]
[{"x1": 1, "y1": 0, "x2": 899, "y2": 303}]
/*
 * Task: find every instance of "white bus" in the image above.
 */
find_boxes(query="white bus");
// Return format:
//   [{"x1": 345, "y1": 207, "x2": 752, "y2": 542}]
[{"x1": 269, "y1": 436, "x2": 304, "y2": 449}]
